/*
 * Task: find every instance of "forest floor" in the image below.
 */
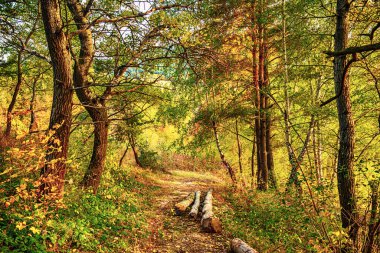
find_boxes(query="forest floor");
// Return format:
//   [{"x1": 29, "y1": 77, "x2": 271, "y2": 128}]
[{"x1": 135, "y1": 169, "x2": 232, "y2": 253}]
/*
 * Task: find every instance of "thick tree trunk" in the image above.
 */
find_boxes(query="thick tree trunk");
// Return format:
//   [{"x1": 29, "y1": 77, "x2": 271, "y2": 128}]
[
  {"x1": 256, "y1": 8, "x2": 268, "y2": 191},
  {"x1": 5, "y1": 50, "x2": 23, "y2": 137},
  {"x1": 40, "y1": 0, "x2": 73, "y2": 196},
  {"x1": 212, "y1": 121, "x2": 237, "y2": 183},
  {"x1": 334, "y1": 0, "x2": 358, "y2": 244},
  {"x1": 80, "y1": 109, "x2": 108, "y2": 193},
  {"x1": 67, "y1": 0, "x2": 110, "y2": 193}
]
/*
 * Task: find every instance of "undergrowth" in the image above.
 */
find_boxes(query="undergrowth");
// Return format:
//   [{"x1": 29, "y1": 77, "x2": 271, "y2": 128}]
[
  {"x1": 221, "y1": 188, "x2": 342, "y2": 253},
  {"x1": 0, "y1": 134, "x2": 155, "y2": 252}
]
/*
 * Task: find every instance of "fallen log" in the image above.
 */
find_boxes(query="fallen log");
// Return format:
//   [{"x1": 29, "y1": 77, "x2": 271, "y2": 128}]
[
  {"x1": 174, "y1": 192, "x2": 195, "y2": 215},
  {"x1": 201, "y1": 189, "x2": 222, "y2": 233},
  {"x1": 189, "y1": 190, "x2": 201, "y2": 218},
  {"x1": 230, "y1": 238, "x2": 258, "y2": 253}
]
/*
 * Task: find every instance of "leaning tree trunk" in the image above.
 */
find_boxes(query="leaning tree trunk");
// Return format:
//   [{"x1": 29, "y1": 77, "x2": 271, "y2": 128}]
[
  {"x1": 212, "y1": 121, "x2": 237, "y2": 183},
  {"x1": 128, "y1": 133, "x2": 142, "y2": 167},
  {"x1": 40, "y1": 0, "x2": 73, "y2": 196},
  {"x1": 334, "y1": 0, "x2": 358, "y2": 245}
]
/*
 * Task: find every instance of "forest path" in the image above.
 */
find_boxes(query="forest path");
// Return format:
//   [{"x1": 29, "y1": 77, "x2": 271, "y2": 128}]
[{"x1": 135, "y1": 170, "x2": 231, "y2": 253}]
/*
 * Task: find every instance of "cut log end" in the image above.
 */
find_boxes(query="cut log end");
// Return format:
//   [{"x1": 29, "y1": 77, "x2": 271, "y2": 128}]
[
  {"x1": 230, "y1": 238, "x2": 258, "y2": 253},
  {"x1": 201, "y1": 216, "x2": 222, "y2": 233},
  {"x1": 174, "y1": 192, "x2": 195, "y2": 215}
]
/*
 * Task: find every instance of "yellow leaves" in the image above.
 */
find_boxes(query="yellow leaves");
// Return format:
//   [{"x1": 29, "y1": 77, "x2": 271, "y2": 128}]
[
  {"x1": 19, "y1": 183, "x2": 27, "y2": 191},
  {"x1": 30, "y1": 226, "x2": 40, "y2": 234},
  {"x1": 16, "y1": 221, "x2": 26, "y2": 230},
  {"x1": 46, "y1": 219, "x2": 54, "y2": 227}
]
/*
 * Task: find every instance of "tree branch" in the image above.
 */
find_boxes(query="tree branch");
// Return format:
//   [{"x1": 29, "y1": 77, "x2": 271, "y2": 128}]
[{"x1": 324, "y1": 42, "x2": 380, "y2": 57}]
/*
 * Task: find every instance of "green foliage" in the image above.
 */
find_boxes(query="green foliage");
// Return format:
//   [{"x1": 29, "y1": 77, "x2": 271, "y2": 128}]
[
  {"x1": 0, "y1": 135, "x2": 152, "y2": 252},
  {"x1": 222, "y1": 190, "x2": 331, "y2": 252}
]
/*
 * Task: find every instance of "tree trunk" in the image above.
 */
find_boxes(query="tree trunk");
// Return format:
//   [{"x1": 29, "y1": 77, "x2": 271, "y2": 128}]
[
  {"x1": 80, "y1": 109, "x2": 108, "y2": 193},
  {"x1": 266, "y1": 110, "x2": 277, "y2": 189},
  {"x1": 29, "y1": 76, "x2": 38, "y2": 133},
  {"x1": 67, "y1": 0, "x2": 110, "y2": 193},
  {"x1": 235, "y1": 119, "x2": 243, "y2": 174},
  {"x1": 251, "y1": 132, "x2": 256, "y2": 187},
  {"x1": 128, "y1": 133, "x2": 142, "y2": 167},
  {"x1": 257, "y1": 4, "x2": 268, "y2": 191},
  {"x1": 334, "y1": 0, "x2": 358, "y2": 245},
  {"x1": 212, "y1": 121, "x2": 237, "y2": 183},
  {"x1": 118, "y1": 142, "x2": 130, "y2": 169},
  {"x1": 5, "y1": 50, "x2": 23, "y2": 137},
  {"x1": 40, "y1": 0, "x2": 73, "y2": 196}
]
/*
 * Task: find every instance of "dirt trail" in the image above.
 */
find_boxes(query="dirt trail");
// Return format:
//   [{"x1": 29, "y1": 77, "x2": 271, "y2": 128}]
[{"x1": 136, "y1": 170, "x2": 231, "y2": 253}]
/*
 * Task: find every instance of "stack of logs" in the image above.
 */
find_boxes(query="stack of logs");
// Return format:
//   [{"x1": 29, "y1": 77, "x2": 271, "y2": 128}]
[
  {"x1": 174, "y1": 189, "x2": 222, "y2": 233},
  {"x1": 174, "y1": 189, "x2": 258, "y2": 252}
]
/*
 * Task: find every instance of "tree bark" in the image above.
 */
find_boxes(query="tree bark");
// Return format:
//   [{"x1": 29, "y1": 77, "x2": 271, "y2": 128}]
[
  {"x1": 201, "y1": 189, "x2": 222, "y2": 233},
  {"x1": 189, "y1": 190, "x2": 201, "y2": 218},
  {"x1": 80, "y1": 108, "x2": 108, "y2": 193},
  {"x1": 334, "y1": 0, "x2": 359, "y2": 245},
  {"x1": 40, "y1": 0, "x2": 73, "y2": 196},
  {"x1": 212, "y1": 121, "x2": 237, "y2": 183},
  {"x1": 67, "y1": 0, "x2": 109, "y2": 193},
  {"x1": 256, "y1": 1, "x2": 268, "y2": 191}
]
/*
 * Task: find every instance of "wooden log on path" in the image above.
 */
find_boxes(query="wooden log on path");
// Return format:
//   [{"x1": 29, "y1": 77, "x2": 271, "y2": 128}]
[
  {"x1": 189, "y1": 190, "x2": 201, "y2": 218},
  {"x1": 201, "y1": 189, "x2": 222, "y2": 233},
  {"x1": 230, "y1": 238, "x2": 258, "y2": 253},
  {"x1": 174, "y1": 192, "x2": 195, "y2": 215}
]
